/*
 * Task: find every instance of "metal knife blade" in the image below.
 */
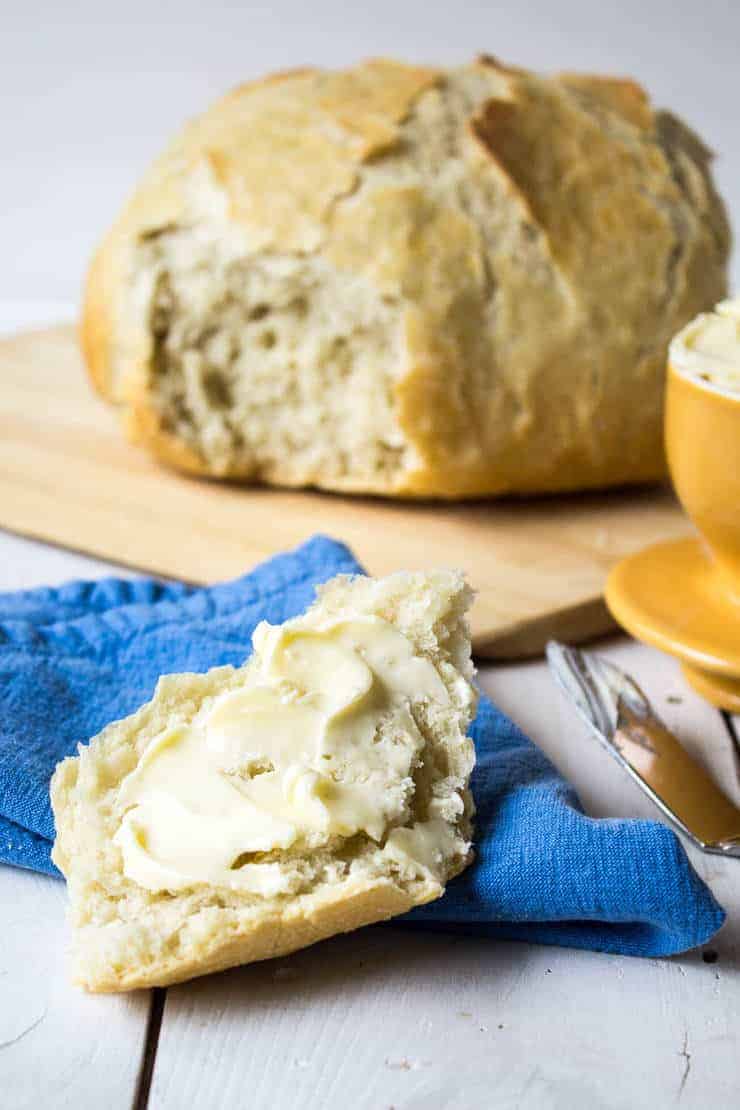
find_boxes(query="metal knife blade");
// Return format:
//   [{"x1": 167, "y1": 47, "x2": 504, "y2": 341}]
[{"x1": 546, "y1": 641, "x2": 740, "y2": 858}]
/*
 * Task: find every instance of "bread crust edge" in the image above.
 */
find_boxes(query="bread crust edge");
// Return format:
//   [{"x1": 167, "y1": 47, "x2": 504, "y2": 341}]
[{"x1": 74, "y1": 872, "x2": 445, "y2": 992}]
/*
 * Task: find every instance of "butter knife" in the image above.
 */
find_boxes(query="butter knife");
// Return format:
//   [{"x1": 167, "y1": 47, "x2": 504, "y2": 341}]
[{"x1": 546, "y1": 641, "x2": 740, "y2": 858}]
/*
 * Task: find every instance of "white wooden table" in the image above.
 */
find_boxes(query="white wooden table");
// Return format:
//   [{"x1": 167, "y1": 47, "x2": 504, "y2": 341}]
[
  {"x1": 2, "y1": 536, "x2": 739, "y2": 1109},
  {"x1": 1, "y1": 301, "x2": 739, "y2": 1107}
]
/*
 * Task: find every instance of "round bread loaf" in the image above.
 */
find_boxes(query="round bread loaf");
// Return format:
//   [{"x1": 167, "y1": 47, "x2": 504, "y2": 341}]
[{"x1": 83, "y1": 56, "x2": 730, "y2": 498}]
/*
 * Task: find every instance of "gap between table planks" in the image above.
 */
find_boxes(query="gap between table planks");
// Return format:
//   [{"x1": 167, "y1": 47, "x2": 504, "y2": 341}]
[
  {"x1": 3, "y1": 343, "x2": 739, "y2": 1108},
  {"x1": 3, "y1": 652, "x2": 738, "y2": 1108},
  {"x1": 0, "y1": 324, "x2": 693, "y2": 659},
  {"x1": 141, "y1": 650, "x2": 739, "y2": 1110},
  {"x1": 0, "y1": 866, "x2": 150, "y2": 1109}
]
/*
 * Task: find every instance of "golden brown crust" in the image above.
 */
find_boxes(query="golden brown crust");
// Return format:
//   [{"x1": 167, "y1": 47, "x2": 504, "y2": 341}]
[
  {"x1": 558, "y1": 73, "x2": 653, "y2": 129},
  {"x1": 81, "y1": 57, "x2": 730, "y2": 498},
  {"x1": 223, "y1": 66, "x2": 319, "y2": 100},
  {"x1": 474, "y1": 53, "x2": 526, "y2": 77},
  {"x1": 81, "y1": 58, "x2": 439, "y2": 418},
  {"x1": 80, "y1": 235, "x2": 116, "y2": 399},
  {"x1": 81, "y1": 874, "x2": 441, "y2": 992},
  {"x1": 125, "y1": 402, "x2": 210, "y2": 476}
]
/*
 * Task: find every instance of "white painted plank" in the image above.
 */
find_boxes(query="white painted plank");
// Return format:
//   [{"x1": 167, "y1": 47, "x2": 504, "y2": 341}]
[
  {"x1": 149, "y1": 643, "x2": 740, "y2": 1110},
  {"x1": 0, "y1": 865, "x2": 150, "y2": 1110},
  {"x1": 1, "y1": 527, "x2": 738, "y2": 1107},
  {"x1": 0, "y1": 529, "x2": 138, "y2": 591},
  {"x1": 484, "y1": 636, "x2": 740, "y2": 816},
  {"x1": 149, "y1": 922, "x2": 738, "y2": 1110},
  {"x1": 0, "y1": 533, "x2": 151, "y2": 1109}
]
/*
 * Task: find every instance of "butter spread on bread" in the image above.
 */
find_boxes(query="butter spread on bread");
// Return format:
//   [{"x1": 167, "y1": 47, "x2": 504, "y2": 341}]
[
  {"x1": 114, "y1": 616, "x2": 458, "y2": 894},
  {"x1": 51, "y1": 570, "x2": 477, "y2": 991}
]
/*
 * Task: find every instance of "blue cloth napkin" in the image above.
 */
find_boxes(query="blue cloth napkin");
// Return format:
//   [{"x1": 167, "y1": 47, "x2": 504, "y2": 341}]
[{"x1": 0, "y1": 535, "x2": 724, "y2": 957}]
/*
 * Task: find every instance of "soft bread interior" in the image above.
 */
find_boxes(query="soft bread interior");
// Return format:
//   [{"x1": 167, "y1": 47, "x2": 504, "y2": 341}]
[
  {"x1": 51, "y1": 570, "x2": 477, "y2": 991},
  {"x1": 135, "y1": 238, "x2": 410, "y2": 486},
  {"x1": 89, "y1": 59, "x2": 729, "y2": 498}
]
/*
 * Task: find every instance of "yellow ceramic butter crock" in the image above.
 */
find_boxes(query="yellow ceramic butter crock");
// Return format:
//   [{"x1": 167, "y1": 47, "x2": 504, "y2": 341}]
[
  {"x1": 666, "y1": 349, "x2": 740, "y2": 598},
  {"x1": 605, "y1": 297, "x2": 740, "y2": 709}
]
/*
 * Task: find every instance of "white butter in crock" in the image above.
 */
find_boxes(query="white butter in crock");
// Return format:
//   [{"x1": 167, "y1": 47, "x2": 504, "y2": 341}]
[{"x1": 669, "y1": 297, "x2": 740, "y2": 392}]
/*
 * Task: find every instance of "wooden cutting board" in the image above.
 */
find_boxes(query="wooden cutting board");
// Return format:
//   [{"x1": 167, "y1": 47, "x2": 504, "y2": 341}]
[{"x1": 0, "y1": 325, "x2": 691, "y2": 657}]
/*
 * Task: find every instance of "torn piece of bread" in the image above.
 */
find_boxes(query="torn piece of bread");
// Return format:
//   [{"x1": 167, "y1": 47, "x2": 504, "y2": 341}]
[
  {"x1": 83, "y1": 56, "x2": 729, "y2": 497},
  {"x1": 51, "y1": 570, "x2": 477, "y2": 992}
]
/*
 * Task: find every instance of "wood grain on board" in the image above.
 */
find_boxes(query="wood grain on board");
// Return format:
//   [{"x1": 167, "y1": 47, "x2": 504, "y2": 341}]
[{"x1": 0, "y1": 325, "x2": 691, "y2": 658}]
